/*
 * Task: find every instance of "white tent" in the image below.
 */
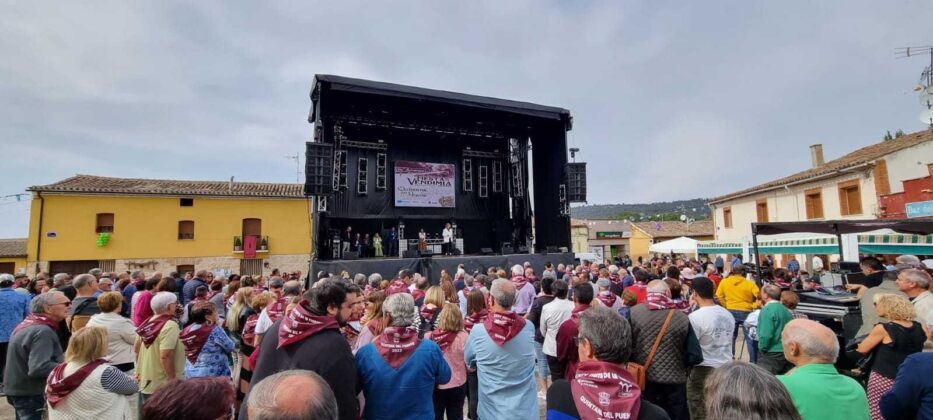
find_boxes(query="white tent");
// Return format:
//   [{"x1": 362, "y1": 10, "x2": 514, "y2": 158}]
[{"x1": 649, "y1": 236, "x2": 699, "y2": 255}]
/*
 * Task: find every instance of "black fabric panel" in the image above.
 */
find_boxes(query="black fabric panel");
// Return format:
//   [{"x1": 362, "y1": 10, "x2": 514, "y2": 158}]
[{"x1": 530, "y1": 124, "x2": 571, "y2": 252}]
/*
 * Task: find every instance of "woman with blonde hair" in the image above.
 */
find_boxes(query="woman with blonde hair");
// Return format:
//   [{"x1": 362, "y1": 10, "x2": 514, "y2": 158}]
[
  {"x1": 225, "y1": 286, "x2": 255, "y2": 341},
  {"x1": 418, "y1": 286, "x2": 446, "y2": 337},
  {"x1": 86, "y1": 292, "x2": 138, "y2": 373},
  {"x1": 354, "y1": 291, "x2": 388, "y2": 353},
  {"x1": 850, "y1": 293, "x2": 927, "y2": 420},
  {"x1": 425, "y1": 304, "x2": 469, "y2": 420},
  {"x1": 46, "y1": 326, "x2": 138, "y2": 419}
]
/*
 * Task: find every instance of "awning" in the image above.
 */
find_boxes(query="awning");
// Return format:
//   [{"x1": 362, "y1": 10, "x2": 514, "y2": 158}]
[
  {"x1": 753, "y1": 220, "x2": 933, "y2": 236},
  {"x1": 697, "y1": 241, "x2": 743, "y2": 254},
  {"x1": 858, "y1": 234, "x2": 933, "y2": 255},
  {"x1": 649, "y1": 236, "x2": 698, "y2": 254}
]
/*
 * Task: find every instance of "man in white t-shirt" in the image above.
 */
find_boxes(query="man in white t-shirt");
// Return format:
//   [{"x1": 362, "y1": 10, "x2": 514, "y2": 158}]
[
  {"x1": 811, "y1": 255, "x2": 824, "y2": 274},
  {"x1": 687, "y1": 276, "x2": 735, "y2": 420},
  {"x1": 540, "y1": 279, "x2": 574, "y2": 382}
]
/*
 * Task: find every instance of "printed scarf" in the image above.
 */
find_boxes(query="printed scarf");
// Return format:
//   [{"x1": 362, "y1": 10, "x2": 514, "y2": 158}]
[
  {"x1": 45, "y1": 359, "x2": 108, "y2": 407},
  {"x1": 645, "y1": 292, "x2": 675, "y2": 311},
  {"x1": 571, "y1": 361, "x2": 641, "y2": 420},
  {"x1": 464, "y1": 309, "x2": 488, "y2": 333},
  {"x1": 277, "y1": 300, "x2": 340, "y2": 348},
  {"x1": 375, "y1": 326, "x2": 421, "y2": 369},
  {"x1": 180, "y1": 323, "x2": 214, "y2": 363},
  {"x1": 483, "y1": 311, "x2": 526, "y2": 345},
  {"x1": 13, "y1": 314, "x2": 59, "y2": 337},
  {"x1": 136, "y1": 314, "x2": 174, "y2": 347}
]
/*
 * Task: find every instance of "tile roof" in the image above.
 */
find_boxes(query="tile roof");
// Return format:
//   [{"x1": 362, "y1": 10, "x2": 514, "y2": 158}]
[
  {"x1": 29, "y1": 175, "x2": 305, "y2": 199},
  {"x1": 633, "y1": 220, "x2": 714, "y2": 239},
  {"x1": 710, "y1": 129, "x2": 933, "y2": 204},
  {"x1": 0, "y1": 238, "x2": 27, "y2": 258}
]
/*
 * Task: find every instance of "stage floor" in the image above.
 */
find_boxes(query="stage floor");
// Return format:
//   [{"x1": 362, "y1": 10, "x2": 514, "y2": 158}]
[{"x1": 313, "y1": 252, "x2": 575, "y2": 284}]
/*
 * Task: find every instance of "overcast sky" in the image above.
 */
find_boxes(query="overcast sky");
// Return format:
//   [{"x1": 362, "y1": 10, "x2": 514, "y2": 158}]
[{"x1": 1, "y1": 1, "x2": 931, "y2": 238}]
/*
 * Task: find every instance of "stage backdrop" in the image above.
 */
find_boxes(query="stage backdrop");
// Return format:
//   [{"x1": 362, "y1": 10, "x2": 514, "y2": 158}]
[{"x1": 394, "y1": 160, "x2": 455, "y2": 208}]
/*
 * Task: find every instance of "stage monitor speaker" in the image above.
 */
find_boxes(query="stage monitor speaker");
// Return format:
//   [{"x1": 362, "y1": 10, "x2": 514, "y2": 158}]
[
  {"x1": 451, "y1": 248, "x2": 462, "y2": 256},
  {"x1": 518, "y1": 246, "x2": 529, "y2": 254},
  {"x1": 304, "y1": 142, "x2": 335, "y2": 196},
  {"x1": 343, "y1": 251, "x2": 358, "y2": 260},
  {"x1": 501, "y1": 246, "x2": 514, "y2": 255},
  {"x1": 480, "y1": 247, "x2": 494, "y2": 255},
  {"x1": 566, "y1": 162, "x2": 587, "y2": 203},
  {"x1": 546, "y1": 246, "x2": 559, "y2": 254},
  {"x1": 403, "y1": 250, "x2": 419, "y2": 258}
]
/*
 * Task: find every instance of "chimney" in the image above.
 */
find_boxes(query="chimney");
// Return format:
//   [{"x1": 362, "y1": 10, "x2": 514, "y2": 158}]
[{"x1": 809, "y1": 144, "x2": 824, "y2": 168}]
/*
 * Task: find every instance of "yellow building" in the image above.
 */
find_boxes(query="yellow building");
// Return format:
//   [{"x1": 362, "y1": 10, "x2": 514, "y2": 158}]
[
  {"x1": 570, "y1": 219, "x2": 589, "y2": 253},
  {"x1": 629, "y1": 220, "x2": 715, "y2": 262},
  {"x1": 0, "y1": 238, "x2": 28, "y2": 275},
  {"x1": 26, "y1": 175, "x2": 312, "y2": 277}
]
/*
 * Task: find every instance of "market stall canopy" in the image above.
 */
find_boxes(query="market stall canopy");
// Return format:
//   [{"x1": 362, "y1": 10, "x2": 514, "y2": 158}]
[
  {"x1": 752, "y1": 220, "x2": 933, "y2": 236},
  {"x1": 649, "y1": 236, "x2": 698, "y2": 254}
]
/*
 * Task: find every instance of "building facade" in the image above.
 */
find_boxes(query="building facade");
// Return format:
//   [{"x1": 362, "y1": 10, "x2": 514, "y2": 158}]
[
  {"x1": 570, "y1": 219, "x2": 589, "y2": 253},
  {"x1": 26, "y1": 175, "x2": 312, "y2": 277},
  {"x1": 629, "y1": 220, "x2": 714, "y2": 262},
  {"x1": 0, "y1": 238, "x2": 27, "y2": 275}
]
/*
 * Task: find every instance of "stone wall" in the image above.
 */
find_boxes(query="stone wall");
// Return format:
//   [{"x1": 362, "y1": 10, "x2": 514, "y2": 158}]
[{"x1": 30, "y1": 253, "x2": 310, "y2": 278}]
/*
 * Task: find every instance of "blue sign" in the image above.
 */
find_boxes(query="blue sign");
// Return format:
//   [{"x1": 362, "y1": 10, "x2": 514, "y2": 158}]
[{"x1": 906, "y1": 200, "x2": 933, "y2": 218}]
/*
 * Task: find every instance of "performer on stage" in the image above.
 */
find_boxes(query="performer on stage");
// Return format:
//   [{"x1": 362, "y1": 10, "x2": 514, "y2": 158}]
[
  {"x1": 418, "y1": 229, "x2": 427, "y2": 252},
  {"x1": 363, "y1": 233, "x2": 372, "y2": 258},
  {"x1": 354, "y1": 233, "x2": 362, "y2": 257},
  {"x1": 373, "y1": 233, "x2": 383, "y2": 258},
  {"x1": 342, "y1": 226, "x2": 353, "y2": 258},
  {"x1": 387, "y1": 227, "x2": 398, "y2": 258},
  {"x1": 442, "y1": 223, "x2": 454, "y2": 256}
]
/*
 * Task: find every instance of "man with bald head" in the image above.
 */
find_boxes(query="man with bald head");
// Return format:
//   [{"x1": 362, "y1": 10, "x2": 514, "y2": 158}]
[
  {"x1": 247, "y1": 369, "x2": 338, "y2": 420},
  {"x1": 777, "y1": 319, "x2": 869, "y2": 420}
]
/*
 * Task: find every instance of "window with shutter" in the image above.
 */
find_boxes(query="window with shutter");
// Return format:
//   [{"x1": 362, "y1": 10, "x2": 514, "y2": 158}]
[
  {"x1": 96, "y1": 213, "x2": 114, "y2": 233},
  {"x1": 178, "y1": 221, "x2": 195, "y2": 240},
  {"x1": 838, "y1": 180, "x2": 862, "y2": 216},
  {"x1": 805, "y1": 189, "x2": 823, "y2": 219},
  {"x1": 723, "y1": 207, "x2": 733, "y2": 228},
  {"x1": 756, "y1": 200, "x2": 769, "y2": 223}
]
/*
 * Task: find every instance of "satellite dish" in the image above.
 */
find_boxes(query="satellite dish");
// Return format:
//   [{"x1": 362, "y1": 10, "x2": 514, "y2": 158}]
[
  {"x1": 920, "y1": 91, "x2": 933, "y2": 108},
  {"x1": 920, "y1": 108, "x2": 933, "y2": 125}
]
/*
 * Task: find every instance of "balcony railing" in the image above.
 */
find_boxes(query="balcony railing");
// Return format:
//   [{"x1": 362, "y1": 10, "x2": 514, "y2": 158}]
[{"x1": 233, "y1": 235, "x2": 269, "y2": 253}]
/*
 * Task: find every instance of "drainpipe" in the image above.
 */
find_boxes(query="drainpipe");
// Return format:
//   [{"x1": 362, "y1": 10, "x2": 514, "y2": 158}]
[{"x1": 34, "y1": 192, "x2": 44, "y2": 274}]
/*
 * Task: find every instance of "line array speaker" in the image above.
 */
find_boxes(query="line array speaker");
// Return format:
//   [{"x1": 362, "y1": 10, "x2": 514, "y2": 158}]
[{"x1": 304, "y1": 142, "x2": 334, "y2": 196}]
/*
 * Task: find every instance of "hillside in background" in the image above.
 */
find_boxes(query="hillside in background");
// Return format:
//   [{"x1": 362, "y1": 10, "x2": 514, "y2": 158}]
[{"x1": 570, "y1": 198, "x2": 711, "y2": 221}]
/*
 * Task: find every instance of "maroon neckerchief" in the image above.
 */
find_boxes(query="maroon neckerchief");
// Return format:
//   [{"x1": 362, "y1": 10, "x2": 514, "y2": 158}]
[
  {"x1": 672, "y1": 298, "x2": 691, "y2": 314},
  {"x1": 572, "y1": 304, "x2": 591, "y2": 319},
  {"x1": 136, "y1": 313, "x2": 174, "y2": 347},
  {"x1": 375, "y1": 326, "x2": 421, "y2": 369},
  {"x1": 571, "y1": 361, "x2": 641, "y2": 420},
  {"x1": 411, "y1": 289, "x2": 426, "y2": 302},
  {"x1": 45, "y1": 359, "x2": 108, "y2": 407},
  {"x1": 241, "y1": 313, "x2": 259, "y2": 345},
  {"x1": 180, "y1": 323, "x2": 214, "y2": 363},
  {"x1": 608, "y1": 274, "x2": 622, "y2": 286},
  {"x1": 267, "y1": 296, "x2": 287, "y2": 322},
  {"x1": 510, "y1": 275, "x2": 529, "y2": 291},
  {"x1": 483, "y1": 311, "x2": 526, "y2": 346},
  {"x1": 419, "y1": 304, "x2": 440, "y2": 321},
  {"x1": 596, "y1": 291, "x2": 617, "y2": 308},
  {"x1": 206, "y1": 291, "x2": 220, "y2": 300},
  {"x1": 646, "y1": 292, "x2": 675, "y2": 311},
  {"x1": 277, "y1": 300, "x2": 340, "y2": 349},
  {"x1": 386, "y1": 280, "x2": 410, "y2": 296},
  {"x1": 430, "y1": 329, "x2": 458, "y2": 351},
  {"x1": 464, "y1": 309, "x2": 488, "y2": 333},
  {"x1": 12, "y1": 314, "x2": 59, "y2": 337}
]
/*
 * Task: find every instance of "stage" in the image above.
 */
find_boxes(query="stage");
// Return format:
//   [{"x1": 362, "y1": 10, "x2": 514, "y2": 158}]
[{"x1": 313, "y1": 252, "x2": 575, "y2": 283}]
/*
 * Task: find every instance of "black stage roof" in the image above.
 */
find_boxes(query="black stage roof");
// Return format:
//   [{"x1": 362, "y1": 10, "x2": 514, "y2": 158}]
[{"x1": 310, "y1": 74, "x2": 572, "y2": 127}]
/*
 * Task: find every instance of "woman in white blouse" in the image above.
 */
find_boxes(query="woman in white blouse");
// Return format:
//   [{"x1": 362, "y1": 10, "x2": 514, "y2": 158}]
[
  {"x1": 86, "y1": 292, "x2": 139, "y2": 373},
  {"x1": 442, "y1": 223, "x2": 454, "y2": 255}
]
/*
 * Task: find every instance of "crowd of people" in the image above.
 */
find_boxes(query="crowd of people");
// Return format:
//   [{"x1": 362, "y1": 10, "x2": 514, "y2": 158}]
[{"x1": 0, "y1": 253, "x2": 931, "y2": 419}]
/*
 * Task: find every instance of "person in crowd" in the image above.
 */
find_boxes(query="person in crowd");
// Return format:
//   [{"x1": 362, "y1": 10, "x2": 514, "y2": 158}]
[
  {"x1": 354, "y1": 290, "x2": 387, "y2": 353},
  {"x1": 181, "y1": 302, "x2": 235, "y2": 379},
  {"x1": 247, "y1": 279, "x2": 360, "y2": 420},
  {"x1": 897, "y1": 269, "x2": 933, "y2": 327},
  {"x1": 411, "y1": 276, "x2": 430, "y2": 305},
  {"x1": 786, "y1": 256, "x2": 800, "y2": 275},
  {"x1": 624, "y1": 269, "x2": 650, "y2": 304},
  {"x1": 714, "y1": 256, "x2": 725, "y2": 276},
  {"x1": 847, "y1": 294, "x2": 926, "y2": 419},
  {"x1": 425, "y1": 304, "x2": 470, "y2": 420},
  {"x1": 463, "y1": 287, "x2": 488, "y2": 420},
  {"x1": 541, "y1": 279, "x2": 573, "y2": 382},
  {"x1": 95, "y1": 277, "x2": 112, "y2": 298},
  {"x1": 86, "y1": 292, "x2": 137, "y2": 373},
  {"x1": 440, "y1": 278, "x2": 460, "y2": 305},
  {"x1": 356, "y1": 293, "x2": 451, "y2": 419},
  {"x1": 595, "y1": 278, "x2": 622, "y2": 310},
  {"x1": 630, "y1": 280, "x2": 699, "y2": 420},
  {"x1": 526, "y1": 276, "x2": 556, "y2": 398},
  {"x1": 757, "y1": 284, "x2": 794, "y2": 374},
  {"x1": 686, "y1": 277, "x2": 734, "y2": 420},
  {"x1": 464, "y1": 279, "x2": 537, "y2": 420},
  {"x1": 226, "y1": 287, "x2": 260, "y2": 413},
  {"x1": 247, "y1": 369, "x2": 338, "y2": 420},
  {"x1": 4, "y1": 292, "x2": 67, "y2": 419},
  {"x1": 207, "y1": 279, "x2": 226, "y2": 324},
  {"x1": 120, "y1": 271, "x2": 143, "y2": 318},
  {"x1": 418, "y1": 286, "x2": 445, "y2": 338},
  {"x1": 780, "y1": 291, "x2": 808, "y2": 320},
  {"x1": 715, "y1": 264, "x2": 759, "y2": 361},
  {"x1": 67, "y1": 274, "x2": 101, "y2": 333},
  {"x1": 619, "y1": 289, "x2": 638, "y2": 320},
  {"x1": 778, "y1": 319, "x2": 869, "y2": 420},
  {"x1": 457, "y1": 274, "x2": 479, "y2": 315},
  {"x1": 253, "y1": 279, "x2": 302, "y2": 344},
  {"x1": 340, "y1": 283, "x2": 365, "y2": 347},
  {"x1": 665, "y1": 278, "x2": 690, "y2": 314},
  {"x1": 25, "y1": 278, "x2": 48, "y2": 298},
  {"x1": 546, "y1": 305, "x2": 669, "y2": 420},
  {"x1": 555, "y1": 283, "x2": 594, "y2": 380},
  {"x1": 140, "y1": 376, "x2": 234, "y2": 420},
  {"x1": 703, "y1": 361, "x2": 801, "y2": 420},
  {"x1": 880, "y1": 351, "x2": 933, "y2": 419},
  {"x1": 704, "y1": 266, "x2": 721, "y2": 288},
  {"x1": 132, "y1": 277, "x2": 159, "y2": 327},
  {"x1": 510, "y1": 264, "x2": 537, "y2": 316},
  {"x1": 45, "y1": 326, "x2": 138, "y2": 419},
  {"x1": 182, "y1": 285, "x2": 210, "y2": 326},
  {"x1": 854, "y1": 270, "x2": 906, "y2": 337},
  {"x1": 135, "y1": 291, "x2": 185, "y2": 405},
  {"x1": 0, "y1": 273, "x2": 30, "y2": 392},
  {"x1": 181, "y1": 270, "x2": 209, "y2": 305},
  {"x1": 12, "y1": 273, "x2": 29, "y2": 295}
]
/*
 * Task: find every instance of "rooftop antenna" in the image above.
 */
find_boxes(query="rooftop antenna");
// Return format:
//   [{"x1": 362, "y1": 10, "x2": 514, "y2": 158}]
[
  {"x1": 286, "y1": 153, "x2": 301, "y2": 183},
  {"x1": 569, "y1": 147, "x2": 580, "y2": 162},
  {"x1": 896, "y1": 45, "x2": 933, "y2": 129}
]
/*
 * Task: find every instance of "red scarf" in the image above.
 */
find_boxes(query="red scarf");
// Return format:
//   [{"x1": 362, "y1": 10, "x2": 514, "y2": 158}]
[
  {"x1": 596, "y1": 291, "x2": 617, "y2": 308},
  {"x1": 646, "y1": 293, "x2": 675, "y2": 311},
  {"x1": 277, "y1": 300, "x2": 340, "y2": 349},
  {"x1": 572, "y1": 304, "x2": 591, "y2": 319},
  {"x1": 411, "y1": 289, "x2": 426, "y2": 302},
  {"x1": 267, "y1": 297, "x2": 287, "y2": 322},
  {"x1": 571, "y1": 361, "x2": 641, "y2": 420},
  {"x1": 136, "y1": 314, "x2": 174, "y2": 347},
  {"x1": 419, "y1": 305, "x2": 440, "y2": 322},
  {"x1": 12, "y1": 314, "x2": 59, "y2": 336},
  {"x1": 430, "y1": 329, "x2": 458, "y2": 351},
  {"x1": 464, "y1": 309, "x2": 488, "y2": 333},
  {"x1": 386, "y1": 280, "x2": 410, "y2": 296},
  {"x1": 510, "y1": 275, "x2": 529, "y2": 291},
  {"x1": 45, "y1": 359, "x2": 108, "y2": 407},
  {"x1": 180, "y1": 323, "x2": 214, "y2": 363},
  {"x1": 241, "y1": 313, "x2": 259, "y2": 345},
  {"x1": 375, "y1": 326, "x2": 421, "y2": 369},
  {"x1": 483, "y1": 311, "x2": 526, "y2": 346}
]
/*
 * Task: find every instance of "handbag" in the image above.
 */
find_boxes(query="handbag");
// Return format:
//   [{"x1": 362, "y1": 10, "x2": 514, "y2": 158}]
[{"x1": 627, "y1": 309, "x2": 675, "y2": 389}]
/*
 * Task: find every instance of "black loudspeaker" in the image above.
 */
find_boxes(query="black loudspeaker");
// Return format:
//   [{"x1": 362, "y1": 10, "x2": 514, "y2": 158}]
[
  {"x1": 501, "y1": 246, "x2": 514, "y2": 255},
  {"x1": 518, "y1": 246, "x2": 529, "y2": 254},
  {"x1": 546, "y1": 246, "x2": 559, "y2": 253},
  {"x1": 566, "y1": 162, "x2": 587, "y2": 202},
  {"x1": 480, "y1": 247, "x2": 494, "y2": 255},
  {"x1": 343, "y1": 251, "x2": 358, "y2": 260},
  {"x1": 304, "y1": 142, "x2": 335, "y2": 196},
  {"x1": 403, "y1": 250, "x2": 419, "y2": 258},
  {"x1": 451, "y1": 248, "x2": 462, "y2": 256},
  {"x1": 420, "y1": 249, "x2": 434, "y2": 258}
]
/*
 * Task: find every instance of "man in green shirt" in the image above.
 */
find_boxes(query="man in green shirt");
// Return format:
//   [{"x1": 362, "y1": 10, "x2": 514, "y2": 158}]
[
  {"x1": 778, "y1": 319, "x2": 869, "y2": 420},
  {"x1": 757, "y1": 284, "x2": 793, "y2": 374}
]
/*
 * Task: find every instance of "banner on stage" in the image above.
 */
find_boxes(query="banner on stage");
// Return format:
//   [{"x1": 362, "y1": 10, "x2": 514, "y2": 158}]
[{"x1": 394, "y1": 160, "x2": 455, "y2": 208}]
